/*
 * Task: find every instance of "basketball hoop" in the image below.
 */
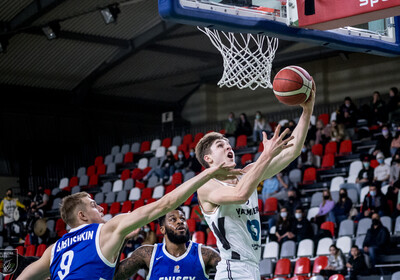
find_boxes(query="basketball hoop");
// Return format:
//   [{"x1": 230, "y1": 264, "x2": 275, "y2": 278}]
[{"x1": 198, "y1": 27, "x2": 278, "y2": 90}]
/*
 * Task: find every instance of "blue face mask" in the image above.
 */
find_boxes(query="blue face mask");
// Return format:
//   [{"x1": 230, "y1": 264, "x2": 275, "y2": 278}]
[
  {"x1": 363, "y1": 162, "x2": 370, "y2": 168},
  {"x1": 190, "y1": 152, "x2": 195, "y2": 157},
  {"x1": 178, "y1": 154, "x2": 183, "y2": 159},
  {"x1": 301, "y1": 148, "x2": 307, "y2": 153},
  {"x1": 370, "y1": 191, "x2": 376, "y2": 196},
  {"x1": 377, "y1": 159, "x2": 384, "y2": 164}
]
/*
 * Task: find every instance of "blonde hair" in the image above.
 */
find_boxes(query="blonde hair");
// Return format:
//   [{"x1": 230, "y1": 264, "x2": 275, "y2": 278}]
[
  {"x1": 60, "y1": 192, "x2": 90, "y2": 227},
  {"x1": 195, "y1": 132, "x2": 227, "y2": 168}
]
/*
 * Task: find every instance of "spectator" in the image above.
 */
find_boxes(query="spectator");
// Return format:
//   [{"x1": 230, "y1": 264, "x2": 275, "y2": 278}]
[
  {"x1": 291, "y1": 207, "x2": 314, "y2": 242},
  {"x1": 373, "y1": 152, "x2": 390, "y2": 186},
  {"x1": 373, "y1": 125, "x2": 393, "y2": 158},
  {"x1": 315, "y1": 119, "x2": 330, "y2": 145},
  {"x1": 358, "y1": 185, "x2": 388, "y2": 220},
  {"x1": 144, "y1": 150, "x2": 176, "y2": 184},
  {"x1": 26, "y1": 204, "x2": 43, "y2": 245},
  {"x1": 261, "y1": 175, "x2": 280, "y2": 203},
  {"x1": 32, "y1": 185, "x2": 49, "y2": 213},
  {"x1": 297, "y1": 144, "x2": 314, "y2": 171},
  {"x1": 346, "y1": 245, "x2": 369, "y2": 280},
  {"x1": 174, "y1": 150, "x2": 186, "y2": 172},
  {"x1": 287, "y1": 119, "x2": 296, "y2": 132},
  {"x1": 356, "y1": 155, "x2": 374, "y2": 187},
  {"x1": 386, "y1": 180, "x2": 400, "y2": 218},
  {"x1": 363, "y1": 213, "x2": 391, "y2": 271},
  {"x1": 0, "y1": 188, "x2": 26, "y2": 242},
  {"x1": 320, "y1": 245, "x2": 346, "y2": 277},
  {"x1": 224, "y1": 112, "x2": 237, "y2": 137},
  {"x1": 184, "y1": 148, "x2": 202, "y2": 173},
  {"x1": 388, "y1": 87, "x2": 400, "y2": 122},
  {"x1": 337, "y1": 96, "x2": 358, "y2": 138},
  {"x1": 391, "y1": 131, "x2": 400, "y2": 157},
  {"x1": 274, "y1": 207, "x2": 294, "y2": 244},
  {"x1": 283, "y1": 187, "x2": 301, "y2": 216},
  {"x1": 269, "y1": 172, "x2": 290, "y2": 201},
  {"x1": 329, "y1": 120, "x2": 347, "y2": 142},
  {"x1": 370, "y1": 91, "x2": 387, "y2": 125},
  {"x1": 235, "y1": 113, "x2": 252, "y2": 137},
  {"x1": 329, "y1": 188, "x2": 353, "y2": 225},
  {"x1": 315, "y1": 189, "x2": 335, "y2": 226},
  {"x1": 390, "y1": 158, "x2": 400, "y2": 185},
  {"x1": 252, "y1": 111, "x2": 271, "y2": 142}
]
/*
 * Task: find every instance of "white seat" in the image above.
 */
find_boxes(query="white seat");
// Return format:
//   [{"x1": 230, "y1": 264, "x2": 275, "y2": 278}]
[
  {"x1": 155, "y1": 146, "x2": 166, "y2": 158},
  {"x1": 310, "y1": 115, "x2": 316, "y2": 126},
  {"x1": 360, "y1": 186, "x2": 369, "y2": 204},
  {"x1": 381, "y1": 184, "x2": 390, "y2": 195},
  {"x1": 310, "y1": 192, "x2": 323, "y2": 208},
  {"x1": 385, "y1": 157, "x2": 392, "y2": 166},
  {"x1": 128, "y1": 188, "x2": 141, "y2": 201},
  {"x1": 278, "y1": 119, "x2": 289, "y2": 127},
  {"x1": 112, "y1": 180, "x2": 123, "y2": 192},
  {"x1": 348, "y1": 161, "x2": 362, "y2": 177},
  {"x1": 168, "y1": 145, "x2": 177, "y2": 155},
  {"x1": 392, "y1": 271, "x2": 400, "y2": 280},
  {"x1": 297, "y1": 239, "x2": 314, "y2": 258},
  {"x1": 316, "y1": 237, "x2": 333, "y2": 256},
  {"x1": 310, "y1": 276, "x2": 324, "y2": 280},
  {"x1": 263, "y1": 241, "x2": 279, "y2": 260},
  {"x1": 150, "y1": 139, "x2": 161, "y2": 151},
  {"x1": 395, "y1": 216, "x2": 400, "y2": 235},
  {"x1": 346, "y1": 174, "x2": 357, "y2": 184},
  {"x1": 381, "y1": 216, "x2": 392, "y2": 233},
  {"x1": 181, "y1": 206, "x2": 190, "y2": 219},
  {"x1": 138, "y1": 158, "x2": 149, "y2": 169},
  {"x1": 269, "y1": 226, "x2": 276, "y2": 235},
  {"x1": 152, "y1": 185, "x2": 165, "y2": 199},
  {"x1": 336, "y1": 236, "x2": 352, "y2": 255},
  {"x1": 330, "y1": 176, "x2": 345, "y2": 192},
  {"x1": 307, "y1": 207, "x2": 319, "y2": 221},
  {"x1": 103, "y1": 214, "x2": 113, "y2": 221},
  {"x1": 330, "y1": 111, "x2": 337, "y2": 122},
  {"x1": 59, "y1": 177, "x2": 69, "y2": 189},
  {"x1": 338, "y1": 219, "x2": 354, "y2": 237}
]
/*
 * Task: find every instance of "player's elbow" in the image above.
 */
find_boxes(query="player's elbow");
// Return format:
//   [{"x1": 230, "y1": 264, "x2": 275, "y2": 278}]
[{"x1": 235, "y1": 192, "x2": 251, "y2": 204}]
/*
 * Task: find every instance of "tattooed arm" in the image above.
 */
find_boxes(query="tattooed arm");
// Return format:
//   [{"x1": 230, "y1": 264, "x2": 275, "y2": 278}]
[
  {"x1": 201, "y1": 246, "x2": 221, "y2": 273},
  {"x1": 113, "y1": 245, "x2": 154, "y2": 280}
]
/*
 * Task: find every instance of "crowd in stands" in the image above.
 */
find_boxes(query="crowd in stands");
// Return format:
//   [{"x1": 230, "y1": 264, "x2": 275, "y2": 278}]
[{"x1": 1, "y1": 87, "x2": 400, "y2": 280}]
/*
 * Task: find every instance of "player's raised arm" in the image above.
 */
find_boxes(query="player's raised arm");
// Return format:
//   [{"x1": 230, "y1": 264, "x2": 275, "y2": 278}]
[
  {"x1": 113, "y1": 245, "x2": 153, "y2": 280},
  {"x1": 201, "y1": 246, "x2": 221, "y2": 273},
  {"x1": 17, "y1": 245, "x2": 53, "y2": 280}
]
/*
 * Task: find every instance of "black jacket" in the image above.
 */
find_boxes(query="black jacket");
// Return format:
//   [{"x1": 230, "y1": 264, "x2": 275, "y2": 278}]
[
  {"x1": 292, "y1": 218, "x2": 314, "y2": 242},
  {"x1": 363, "y1": 223, "x2": 390, "y2": 249}
]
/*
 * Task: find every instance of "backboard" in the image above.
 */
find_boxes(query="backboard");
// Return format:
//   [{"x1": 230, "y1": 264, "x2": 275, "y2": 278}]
[{"x1": 158, "y1": 0, "x2": 400, "y2": 56}]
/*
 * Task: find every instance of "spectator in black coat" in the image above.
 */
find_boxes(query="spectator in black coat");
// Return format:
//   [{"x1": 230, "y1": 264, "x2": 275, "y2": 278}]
[
  {"x1": 356, "y1": 155, "x2": 374, "y2": 187},
  {"x1": 386, "y1": 180, "x2": 400, "y2": 218},
  {"x1": 184, "y1": 148, "x2": 202, "y2": 173},
  {"x1": 330, "y1": 188, "x2": 353, "y2": 225},
  {"x1": 346, "y1": 245, "x2": 369, "y2": 280},
  {"x1": 337, "y1": 96, "x2": 358, "y2": 128},
  {"x1": 370, "y1": 91, "x2": 387, "y2": 125},
  {"x1": 235, "y1": 113, "x2": 252, "y2": 137},
  {"x1": 373, "y1": 125, "x2": 392, "y2": 158},
  {"x1": 282, "y1": 188, "x2": 301, "y2": 216},
  {"x1": 363, "y1": 213, "x2": 391, "y2": 270},
  {"x1": 291, "y1": 207, "x2": 314, "y2": 242},
  {"x1": 357, "y1": 185, "x2": 388, "y2": 220},
  {"x1": 274, "y1": 207, "x2": 294, "y2": 244}
]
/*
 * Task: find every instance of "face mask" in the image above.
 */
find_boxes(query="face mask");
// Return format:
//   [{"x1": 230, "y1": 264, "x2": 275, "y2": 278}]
[
  {"x1": 280, "y1": 212, "x2": 287, "y2": 218},
  {"x1": 382, "y1": 130, "x2": 389, "y2": 136},
  {"x1": 255, "y1": 115, "x2": 260, "y2": 119},
  {"x1": 301, "y1": 148, "x2": 307, "y2": 153},
  {"x1": 370, "y1": 191, "x2": 376, "y2": 196},
  {"x1": 190, "y1": 152, "x2": 195, "y2": 157},
  {"x1": 377, "y1": 159, "x2": 384, "y2": 164},
  {"x1": 144, "y1": 227, "x2": 150, "y2": 233},
  {"x1": 295, "y1": 213, "x2": 302, "y2": 219},
  {"x1": 323, "y1": 195, "x2": 330, "y2": 200},
  {"x1": 363, "y1": 162, "x2": 370, "y2": 168},
  {"x1": 7, "y1": 193, "x2": 11, "y2": 198},
  {"x1": 345, "y1": 103, "x2": 350, "y2": 107},
  {"x1": 339, "y1": 193, "x2": 347, "y2": 199},
  {"x1": 372, "y1": 219, "x2": 380, "y2": 226},
  {"x1": 228, "y1": 117, "x2": 233, "y2": 121},
  {"x1": 178, "y1": 154, "x2": 183, "y2": 159}
]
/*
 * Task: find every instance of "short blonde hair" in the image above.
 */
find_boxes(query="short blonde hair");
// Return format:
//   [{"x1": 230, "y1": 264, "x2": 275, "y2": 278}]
[
  {"x1": 60, "y1": 192, "x2": 90, "y2": 227},
  {"x1": 195, "y1": 132, "x2": 228, "y2": 168}
]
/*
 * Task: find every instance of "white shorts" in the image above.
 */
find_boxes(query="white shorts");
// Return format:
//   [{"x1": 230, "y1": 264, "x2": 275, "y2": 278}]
[{"x1": 215, "y1": 260, "x2": 260, "y2": 280}]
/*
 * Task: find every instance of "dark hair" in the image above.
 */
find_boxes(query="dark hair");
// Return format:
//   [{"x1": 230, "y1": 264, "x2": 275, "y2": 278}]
[
  {"x1": 344, "y1": 96, "x2": 352, "y2": 102},
  {"x1": 295, "y1": 206, "x2": 304, "y2": 212},
  {"x1": 390, "y1": 87, "x2": 399, "y2": 95},
  {"x1": 351, "y1": 245, "x2": 359, "y2": 250},
  {"x1": 157, "y1": 207, "x2": 184, "y2": 227}
]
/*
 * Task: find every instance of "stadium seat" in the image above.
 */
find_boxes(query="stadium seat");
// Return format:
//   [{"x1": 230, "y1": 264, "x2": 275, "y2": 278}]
[
  {"x1": 360, "y1": 186, "x2": 369, "y2": 203},
  {"x1": 274, "y1": 258, "x2": 291, "y2": 278},
  {"x1": 52, "y1": 198, "x2": 61, "y2": 210},
  {"x1": 183, "y1": 134, "x2": 193, "y2": 146},
  {"x1": 128, "y1": 188, "x2": 141, "y2": 201},
  {"x1": 16, "y1": 245, "x2": 24, "y2": 255},
  {"x1": 94, "y1": 192, "x2": 104, "y2": 204},
  {"x1": 194, "y1": 132, "x2": 204, "y2": 144},
  {"x1": 184, "y1": 194, "x2": 194, "y2": 206},
  {"x1": 381, "y1": 216, "x2": 392, "y2": 233},
  {"x1": 140, "y1": 141, "x2": 151, "y2": 153},
  {"x1": 94, "y1": 156, "x2": 104, "y2": 166},
  {"x1": 391, "y1": 271, "x2": 400, "y2": 280},
  {"x1": 155, "y1": 146, "x2": 166, "y2": 158},
  {"x1": 131, "y1": 142, "x2": 140, "y2": 153},
  {"x1": 133, "y1": 199, "x2": 145, "y2": 210},
  {"x1": 77, "y1": 166, "x2": 86, "y2": 177},
  {"x1": 324, "y1": 141, "x2": 337, "y2": 155},
  {"x1": 310, "y1": 192, "x2": 323, "y2": 208},
  {"x1": 316, "y1": 237, "x2": 333, "y2": 256},
  {"x1": 370, "y1": 159, "x2": 379, "y2": 169},
  {"x1": 291, "y1": 276, "x2": 306, "y2": 280},
  {"x1": 123, "y1": 152, "x2": 134, "y2": 164},
  {"x1": 162, "y1": 137, "x2": 172, "y2": 148},
  {"x1": 228, "y1": 136, "x2": 236, "y2": 148},
  {"x1": 263, "y1": 241, "x2": 279, "y2": 260},
  {"x1": 59, "y1": 177, "x2": 69, "y2": 189},
  {"x1": 258, "y1": 198, "x2": 263, "y2": 213},
  {"x1": 307, "y1": 207, "x2": 319, "y2": 221},
  {"x1": 88, "y1": 174, "x2": 99, "y2": 186},
  {"x1": 312, "y1": 256, "x2": 328, "y2": 275},
  {"x1": 35, "y1": 244, "x2": 47, "y2": 257},
  {"x1": 321, "y1": 221, "x2": 335, "y2": 237},
  {"x1": 102, "y1": 182, "x2": 112, "y2": 193},
  {"x1": 103, "y1": 214, "x2": 112, "y2": 222},
  {"x1": 104, "y1": 154, "x2": 113, "y2": 165},
  {"x1": 192, "y1": 231, "x2": 205, "y2": 244},
  {"x1": 152, "y1": 185, "x2": 164, "y2": 199},
  {"x1": 135, "y1": 180, "x2": 146, "y2": 189},
  {"x1": 335, "y1": 236, "x2": 352, "y2": 255},
  {"x1": 46, "y1": 219, "x2": 55, "y2": 233},
  {"x1": 302, "y1": 167, "x2": 316, "y2": 184},
  {"x1": 264, "y1": 197, "x2": 278, "y2": 215},
  {"x1": 71, "y1": 185, "x2": 81, "y2": 194},
  {"x1": 171, "y1": 173, "x2": 183, "y2": 185},
  {"x1": 168, "y1": 145, "x2": 177, "y2": 155},
  {"x1": 104, "y1": 192, "x2": 116, "y2": 204},
  {"x1": 318, "y1": 113, "x2": 329, "y2": 126},
  {"x1": 114, "y1": 153, "x2": 124, "y2": 164},
  {"x1": 330, "y1": 176, "x2": 345, "y2": 192},
  {"x1": 184, "y1": 171, "x2": 195, "y2": 182},
  {"x1": 320, "y1": 153, "x2": 335, "y2": 169},
  {"x1": 147, "y1": 175, "x2": 159, "y2": 188},
  {"x1": 310, "y1": 276, "x2": 325, "y2": 280},
  {"x1": 97, "y1": 164, "x2": 106, "y2": 175},
  {"x1": 165, "y1": 185, "x2": 176, "y2": 194},
  {"x1": 186, "y1": 218, "x2": 196, "y2": 233},
  {"x1": 106, "y1": 163, "x2": 116, "y2": 175},
  {"x1": 121, "y1": 144, "x2": 130, "y2": 154},
  {"x1": 294, "y1": 257, "x2": 311, "y2": 276},
  {"x1": 311, "y1": 144, "x2": 323, "y2": 157},
  {"x1": 120, "y1": 169, "x2": 131, "y2": 181},
  {"x1": 180, "y1": 206, "x2": 190, "y2": 219},
  {"x1": 280, "y1": 240, "x2": 296, "y2": 259},
  {"x1": 241, "y1": 153, "x2": 253, "y2": 166},
  {"x1": 297, "y1": 239, "x2": 314, "y2": 258},
  {"x1": 87, "y1": 165, "x2": 96, "y2": 176},
  {"x1": 289, "y1": 168, "x2": 302, "y2": 187},
  {"x1": 338, "y1": 219, "x2": 354, "y2": 237},
  {"x1": 395, "y1": 216, "x2": 400, "y2": 235},
  {"x1": 116, "y1": 191, "x2": 127, "y2": 203},
  {"x1": 113, "y1": 180, "x2": 123, "y2": 192},
  {"x1": 141, "y1": 188, "x2": 153, "y2": 200},
  {"x1": 138, "y1": 158, "x2": 149, "y2": 169},
  {"x1": 236, "y1": 134, "x2": 247, "y2": 148},
  {"x1": 329, "y1": 274, "x2": 345, "y2": 280},
  {"x1": 339, "y1": 140, "x2": 352, "y2": 155},
  {"x1": 69, "y1": 176, "x2": 79, "y2": 188},
  {"x1": 25, "y1": 245, "x2": 36, "y2": 257},
  {"x1": 123, "y1": 178, "x2": 134, "y2": 191},
  {"x1": 205, "y1": 231, "x2": 217, "y2": 248},
  {"x1": 259, "y1": 259, "x2": 273, "y2": 278},
  {"x1": 190, "y1": 205, "x2": 203, "y2": 222},
  {"x1": 131, "y1": 168, "x2": 142, "y2": 180},
  {"x1": 172, "y1": 136, "x2": 182, "y2": 147},
  {"x1": 111, "y1": 145, "x2": 120, "y2": 155},
  {"x1": 121, "y1": 200, "x2": 132, "y2": 213},
  {"x1": 100, "y1": 203, "x2": 108, "y2": 215},
  {"x1": 109, "y1": 202, "x2": 121, "y2": 215}
]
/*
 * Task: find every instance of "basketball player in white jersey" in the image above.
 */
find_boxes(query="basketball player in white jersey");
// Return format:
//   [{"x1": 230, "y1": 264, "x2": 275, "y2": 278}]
[{"x1": 195, "y1": 83, "x2": 315, "y2": 279}]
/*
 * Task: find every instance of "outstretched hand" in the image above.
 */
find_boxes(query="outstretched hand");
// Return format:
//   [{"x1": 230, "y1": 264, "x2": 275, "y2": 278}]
[
  {"x1": 261, "y1": 124, "x2": 294, "y2": 158},
  {"x1": 300, "y1": 77, "x2": 316, "y2": 111},
  {"x1": 208, "y1": 162, "x2": 242, "y2": 181}
]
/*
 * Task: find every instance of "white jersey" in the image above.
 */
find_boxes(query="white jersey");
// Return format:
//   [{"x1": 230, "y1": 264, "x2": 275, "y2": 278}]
[{"x1": 201, "y1": 179, "x2": 261, "y2": 266}]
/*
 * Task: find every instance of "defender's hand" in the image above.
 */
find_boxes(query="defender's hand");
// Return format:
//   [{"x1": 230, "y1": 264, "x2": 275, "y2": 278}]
[{"x1": 261, "y1": 124, "x2": 294, "y2": 159}]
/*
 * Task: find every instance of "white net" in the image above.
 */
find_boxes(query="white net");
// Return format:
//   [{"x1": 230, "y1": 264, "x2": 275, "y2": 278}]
[{"x1": 198, "y1": 27, "x2": 278, "y2": 90}]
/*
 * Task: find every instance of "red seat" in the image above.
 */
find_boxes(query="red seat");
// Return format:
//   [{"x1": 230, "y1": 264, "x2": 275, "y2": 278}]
[
  {"x1": 192, "y1": 231, "x2": 205, "y2": 244},
  {"x1": 190, "y1": 205, "x2": 203, "y2": 222},
  {"x1": 258, "y1": 198, "x2": 263, "y2": 213},
  {"x1": 25, "y1": 245, "x2": 36, "y2": 257},
  {"x1": 329, "y1": 274, "x2": 345, "y2": 280},
  {"x1": 324, "y1": 141, "x2": 337, "y2": 155},
  {"x1": 94, "y1": 156, "x2": 104, "y2": 166},
  {"x1": 178, "y1": 143, "x2": 188, "y2": 153},
  {"x1": 55, "y1": 218, "x2": 66, "y2": 234},
  {"x1": 318, "y1": 113, "x2": 329, "y2": 126},
  {"x1": 131, "y1": 168, "x2": 143, "y2": 180},
  {"x1": 133, "y1": 199, "x2": 145, "y2": 210},
  {"x1": 165, "y1": 185, "x2": 176, "y2": 194},
  {"x1": 311, "y1": 143, "x2": 323, "y2": 157},
  {"x1": 162, "y1": 137, "x2": 172, "y2": 148},
  {"x1": 339, "y1": 140, "x2": 352, "y2": 155},
  {"x1": 44, "y1": 189, "x2": 51, "y2": 196},
  {"x1": 140, "y1": 141, "x2": 150, "y2": 153},
  {"x1": 186, "y1": 218, "x2": 196, "y2": 233},
  {"x1": 194, "y1": 133, "x2": 204, "y2": 144},
  {"x1": 100, "y1": 203, "x2": 108, "y2": 214},
  {"x1": 69, "y1": 176, "x2": 79, "y2": 188},
  {"x1": 206, "y1": 231, "x2": 217, "y2": 247},
  {"x1": 321, "y1": 221, "x2": 335, "y2": 237},
  {"x1": 88, "y1": 174, "x2": 99, "y2": 186},
  {"x1": 146, "y1": 198, "x2": 156, "y2": 204},
  {"x1": 16, "y1": 245, "x2": 24, "y2": 255},
  {"x1": 241, "y1": 153, "x2": 253, "y2": 165},
  {"x1": 219, "y1": 129, "x2": 226, "y2": 134},
  {"x1": 35, "y1": 244, "x2": 47, "y2": 257},
  {"x1": 264, "y1": 197, "x2": 278, "y2": 215},
  {"x1": 258, "y1": 142, "x2": 264, "y2": 152},
  {"x1": 294, "y1": 257, "x2": 311, "y2": 276},
  {"x1": 184, "y1": 194, "x2": 194, "y2": 206},
  {"x1": 124, "y1": 152, "x2": 134, "y2": 164},
  {"x1": 109, "y1": 202, "x2": 121, "y2": 215},
  {"x1": 120, "y1": 252, "x2": 126, "y2": 261},
  {"x1": 302, "y1": 167, "x2": 316, "y2": 184},
  {"x1": 291, "y1": 277, "x2": 306, "y2": 280},
  {"x1": 183, "y1": 134, "x2": 193, "y2": 146},
  {"x1": 321, "y1": 154, "x2": 335, "y2": 169},
  {"x1": 141, "y1": 188, "x2": 153, "y2": 200},
  {"x1": 313, "y1": 256, "x2": 328, "y2": 275},
  {"x1": 370, "y1": 159, "x2": 379, "y2": 169},
  {"x1": 97, "y1": 164, "x2": 106, "y2": 175},
  {"x1": 87, "y1": 165, "x2": 96, "y2": 176},
  {"x1": 171, "y1": 173, "x2": 183, "y2": 185},
  {"x1": 135, "y1": 180, "x2": 146, "y2": 189},
  {"x1": 236, "y1": 134, "x2": 247, "y2": 148},
  {"x1": 121, "y1": 169, "x2": 131, "y2": 181},
  {"x1": 274, "y1": 258, "x2": 291, "y2": 277},
  {"x1": 121, "y1": 200, "x2": 132, "y2": 213}
]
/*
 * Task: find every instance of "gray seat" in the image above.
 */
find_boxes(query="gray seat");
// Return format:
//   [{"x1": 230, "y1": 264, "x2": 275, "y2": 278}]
[
  {"x1": 356, "y1": 218, "x2": 372, "y2": 236},
  {"x1": 355, "y1": 235, "x2": 366, "y2": 250},
  {"x1": 52, "y1": 198, "x2": 61, "y2": 210},
  {"x1": 123, "y1": 178, "x2": 134, "y2": 191},
  {"x1": 71, "y1": 185, "x2": 81, "y2": 194},
  {"x1": 259, "y1": 258, "x2": 273, "y2": 278},
  {"x1": 77, "y1": 167, "x2": 86, "y2": 177},
  {"x1": 289, "y1": 168, "x2": 302, "y2": 187},
  {"x1": 116, "y1": 191, "x2": 127, "y2": 203},
  {"x1": 0, "y1": 235, "x2": 3, "y2": 248},
  {"x1": 46, "y1": 219, "x2": 55, "y2": 232},
  {"x1": 347, "y1": 188, "x2": 358, "y2": 204},
  {"x1": 52, "y1": 188, "x2": 61, "y2": 196},
  {"x1": 78, "y1": 175, "x2": 88, "y2": 186},
  {"x1": 114, "y1": 153, "x2": 123, "y2": 164},
  {"x1": 310, "y1": 192, "x2": 323, "y2": 208},
  {"x1": 338, "y1": 219, "x2": 354, "y2": 237},
  {"x1": 147, "y1": 175, "x2": 159, "y2": 188},
  {"x1": 104, "y1": 154, "x2": 114, "y2": 165},
  {"x1": 149, "y1": 157, "x2": 159, "y2": 169},
  {"x1": 111, "y1": 145, "x2": 120, "y2": 155},
  {"x1": 131, "y1": 142, "x2": 140, "y2": 153},
  {"x1": 121, "y1": 144, "x2": 130, "y2": 154},
  {"x1": 94, "y1": 192, "x2": 104, "y2": 204},
  {"x1": 172, "y1": 136, "x2": 182, "y2": 147},
  {"x1": 184, "y1": 171, "x2": 195, "y2": 182},
  {"x1": 392, "y1": 271, "x2": 400, "y2": 280},
  {"x1": 280, "y1": 240, "x2": 296, "y2": 259},
  {"x1": 101, "y1": 182, "x2": 112, "y2": 193},
  {"x1": 339, "y1": 183, "x2": 361, "y2": 195},
  {"x1": 106, "y1": 163, "x2": 116, "y2": 174},
  {"x1": 395, "y1": 216, "x2": 400, "y2": 235},
  {"x1": 105, "y1": 192, "x2": 116, "y2": 204},
  {"x1": 381, "y1": 216, "x2": 392, "y2": 233},
  {"x1": 228, "y1": 136, "x2": 236, "y2": 147},
  {"x1": 331, "y1": 191, "x2": 339, "y2": 202}
]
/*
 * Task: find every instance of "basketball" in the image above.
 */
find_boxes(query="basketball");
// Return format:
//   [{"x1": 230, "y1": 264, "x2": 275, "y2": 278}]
[{"x1": 272, "y1": 66, "x2": 313, "y2": 106}]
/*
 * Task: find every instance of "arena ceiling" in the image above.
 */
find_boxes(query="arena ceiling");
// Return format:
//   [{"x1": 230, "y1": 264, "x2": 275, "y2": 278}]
[{"x1": 0, "y1": 0, "x2": 343, "y2": 106}]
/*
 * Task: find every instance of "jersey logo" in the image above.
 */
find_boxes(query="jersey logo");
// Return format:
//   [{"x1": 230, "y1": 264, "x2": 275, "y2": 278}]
[
  {"x1": 156, "y1": 256, "x2": 163, "y2": 261},
  {"x1": 174, "y1": 265, "x2": 180, "y2": 273},
  {"x1": 246, "y1": 219, "x2": 260, "y2": 242}
]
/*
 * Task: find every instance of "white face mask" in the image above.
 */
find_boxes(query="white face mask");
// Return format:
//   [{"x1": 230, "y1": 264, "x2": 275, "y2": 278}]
[
  {"x1": 295, "y1": 213, "x2": 302, "y2": 219},
  {"x1": 280, "y1": 212, "x2": 287, "y2": 218}
]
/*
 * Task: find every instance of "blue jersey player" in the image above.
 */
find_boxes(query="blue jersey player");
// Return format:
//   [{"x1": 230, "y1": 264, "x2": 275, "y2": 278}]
[
  {"x1": 114, "y1": 208, "x2": 220, "y2": 280},
  {"x1": 17, "y1": 163, "x2": 240, "y2": 280}
]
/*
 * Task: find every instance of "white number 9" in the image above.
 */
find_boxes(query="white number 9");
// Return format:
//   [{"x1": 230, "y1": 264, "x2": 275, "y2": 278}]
[{"x1": 58, "y1": 251, "x2": 74, "y2": 280}]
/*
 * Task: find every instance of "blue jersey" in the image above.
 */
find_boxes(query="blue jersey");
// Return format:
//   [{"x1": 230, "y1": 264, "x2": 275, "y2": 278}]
[
  {"x1": 50, "y1": 223, "x2": 116, "y2": 280},
  {"x1": 147, "y1": 241, "x2": 208, "y2": 280}
]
